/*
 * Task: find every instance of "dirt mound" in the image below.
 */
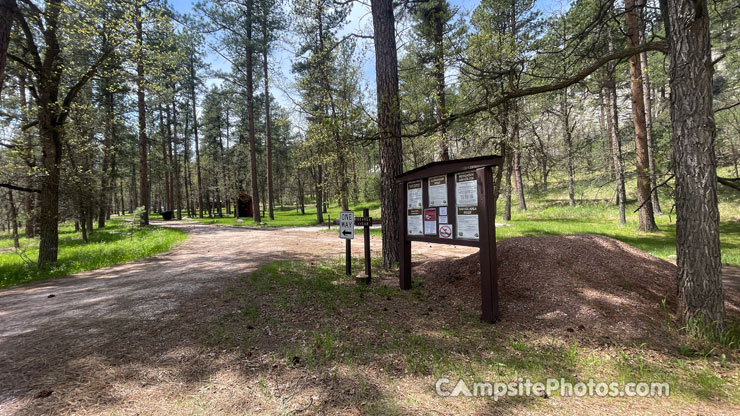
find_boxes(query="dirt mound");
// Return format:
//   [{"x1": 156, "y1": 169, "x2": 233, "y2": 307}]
[{"x1": 417, "y1": 235, "x2": 684, "y2": 344}]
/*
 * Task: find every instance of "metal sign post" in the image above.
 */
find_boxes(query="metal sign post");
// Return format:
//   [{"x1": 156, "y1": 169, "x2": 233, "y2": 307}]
[{"x1": 339, "y1": 211, "x2": 355, "y2": 276}]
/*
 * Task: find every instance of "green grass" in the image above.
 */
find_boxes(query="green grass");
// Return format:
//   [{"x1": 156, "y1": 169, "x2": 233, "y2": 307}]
[
  {"x1": 0, "y1": 219, "x2": 187, "y2": 288},
  {"x1": 493, "y1": 165, "x2": 740, "y2": 265},
  {"x1": 208, "y1": 258, "x2": 740, "y2": 410},
  {"x1": 185, "y1": 201, "x2": 381, "y2": 228},
  {"x1": 494, "y1": 200, "x2": 740, "y2": 266}
]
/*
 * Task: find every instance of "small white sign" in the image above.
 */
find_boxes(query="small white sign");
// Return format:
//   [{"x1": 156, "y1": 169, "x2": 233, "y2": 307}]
[
  {"x1": 339, "y1": 211, "x2": 355, "y2": 239},
  {"x1": 439, "y1": 206, "x2": 448, "y2": 216},
  {"x1": 439, "y1": 224, "x2": 453, "y2": 239}
]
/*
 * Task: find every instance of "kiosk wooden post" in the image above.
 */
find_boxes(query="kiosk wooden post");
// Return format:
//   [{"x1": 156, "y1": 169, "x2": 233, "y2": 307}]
[
  {"x1": 395, "y1": 155, "x2": 502, "y2": 323},
  {"x1": 477, "y1": 166, "x2": 499, "y2": 322},
  {"x1": 363, "y1": 208, "x2": 372, "y2": 282},
  {"x1": 399, "y1": 184, "x2": 412, "y2": 290}
]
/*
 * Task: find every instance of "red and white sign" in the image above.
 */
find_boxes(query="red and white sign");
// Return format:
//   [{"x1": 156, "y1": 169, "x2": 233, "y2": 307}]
[
  {"x1": 424, "y1": 208, "x2": 436, "y2": 221},
  {"x1": 439, "y1": 224, "x2": 453, "y2": 239}
]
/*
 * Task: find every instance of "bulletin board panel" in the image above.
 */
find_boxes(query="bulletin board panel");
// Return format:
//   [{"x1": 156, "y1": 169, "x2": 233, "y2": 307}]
[{"x1": 395, "y1": 155, "x2": 503, "y2": 323}]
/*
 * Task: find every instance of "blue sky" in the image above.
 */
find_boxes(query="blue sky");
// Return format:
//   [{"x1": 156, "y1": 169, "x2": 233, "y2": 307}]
[{"x1": 168, "y1": 0, "x2": 565, "y2": 114}]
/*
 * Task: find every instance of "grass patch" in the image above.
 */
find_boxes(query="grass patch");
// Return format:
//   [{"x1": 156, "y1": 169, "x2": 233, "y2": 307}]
[
  {"x1": 186, "y1": 201, "x2": 381, "y2": 228},
  {"x1": 208, "y1": 258, "x2": 740, "y2": 412},
  {"x1": 494, "y1": 201, "x2": 740, "y2": 266},
  {"x1": 0, "y1": 219, "x2": 187, "y2": 288}
]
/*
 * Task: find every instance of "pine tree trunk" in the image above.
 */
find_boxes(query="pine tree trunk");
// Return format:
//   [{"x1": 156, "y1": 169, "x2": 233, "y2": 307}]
[
  {"x1": 7, "y1": 190, "x2": 19, "y2": 249},
  {"x1": 172, "y1": 101, "x2": 182, "y2": 220},
  {"x1": 663, "y1": 0, "x2": 724, "y2": 334},
  {"x1": 433, "y1": 12, "x2": 448, "y2": 161},
  {"x1": 264, "y1": 48, "x2": 275, "y2": 220},
  {"x1": 37, "y1": 121, "x2": 61, "y2": 266},
  {"x1": 246, "y1": 0, "x2": 260, "y2": 223},
  {"x1": 503, "y1": 145, "x2": 513, "y2": 221},
  {"x1": 371, "y1": 0, "x2": 403, "y2": 268},
  {"x1": 640, "y1": 51, "x2": 662, "y2": 215},
  {"x1": 190, "y1": 60, "x2": 204, "y2": 218},
  {"x1": 80, "y1": 210, "x2": 87, "y2": 243},
  {"x1": 606, "y1": 83, "x2": 627, "y2": 226},
  {"x1": 315, "y1": 165, "x2": 324, "y2": 224},
  {"x1": 183, "y1": 110, "x2": 193, "y2": 217},
  {"x1": 638, "y1": 0, "x2": 662, "y2": 215},
  {"x1": 19, "y1": 73, "x2": 36, "y2": 238},
  {"x1": 560, "y1": 90, "x2": 576, "y2": 206},
  {"x1": 625, "y1": 0, "x2": 657, "y2": 231},
  {"x1": 98, "y1": 88, "x2": 114, "y2": 228},
  {"x1": 136, "y1": 5, "x2": 149, "y2": 225},
  {"x1": 0, "y1": 0, "x2": 15, "y2": 96},
  {"x1": 160, "y1": 107, "x2": 170, "y2": 211},
  {"x1": 166, "y1": 106, "x2": 175, "y2": 211},
  {"x1": 511, "y1": 101, "x2": 526, "y2": 211}
]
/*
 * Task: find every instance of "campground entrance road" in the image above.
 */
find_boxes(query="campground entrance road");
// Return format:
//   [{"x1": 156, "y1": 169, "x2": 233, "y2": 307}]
[{"x1": 0, "y1": 221, "x2": 475, "y2": 415}]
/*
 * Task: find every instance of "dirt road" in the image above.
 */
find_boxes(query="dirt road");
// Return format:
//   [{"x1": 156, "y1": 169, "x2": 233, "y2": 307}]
[{"x1": 0, "y1": 221, "x2": 474, "y2": 415}]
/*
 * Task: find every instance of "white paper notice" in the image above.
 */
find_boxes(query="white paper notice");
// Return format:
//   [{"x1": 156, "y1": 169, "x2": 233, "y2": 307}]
[
  {"x1": 407, "y1": 180, "x2": 422, "y2": 209},
  {"x1": 439, "y1": 215, "x2": 448, "y2": 224},
  {"x1": 428, "y1": 175, "x2": 447, "y2": 207},
  {"x1": 439, "y1": 206, "x2": 448, "y2": 216},
  {"x1": 455, "y1": 171, "x2": 478, "y2": 206},
  {"x1": 456, "y1": 206, "x2": 479, "y2": 240},
  {"x1": 407, "y1": 209, "x2": 423, "y2": 235},
  {"x1": 424, "y1": 220, "x2": 436, "y2": 235}
]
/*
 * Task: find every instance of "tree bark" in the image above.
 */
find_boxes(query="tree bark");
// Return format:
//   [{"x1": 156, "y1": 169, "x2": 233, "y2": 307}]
[
  {"x1": 7, "y1": 190, "x2": 19, "y2": 249},
  {"x1": 189, "y1": 59, "x2": 204, "y2": 218},
  {"x1": 19, "y1": 72, "x2": 36, "y2": 238},
  {"x1": 172, "y1": 101, "x2": 182, "y2": 220},
  {"x1": 315, "y1": 165, "x2": 324, "y2": 224},
  {"x1": 433, "y1": 9, "x2": 448, "y2": 161},
  {"x1": 511, "y1": 100, "x2": 526, "y2": 211},
  {"x1": 160, "y1": 107, "x2": 170, "y2": 210},
  {"x1": 663, "y1": 0, "x2": 724, "y2": 334},
  {"x1": 37, "y1": 119, "x2": 61, "y2": 266},
  {"x1": 625, "y1": 0, "x2": 657, "y2": 231},
  {"x1": 503, "y1": 144, "x2": 513, "y2": 221},
  {"x1": 166, "y1": 106, "x2": 175, "y2": 210},
  {"x1": 371, "y1": 0, "x2": 403, "y2": 268},
  {"x1": 500, "y1": 106, "x2": 512, "y2": 221},
  {"x1": 136, "y1": 5, "x2": 149, "y2": 225},
  {"x1": 98, "y1": 86, "x2": 114, "y2": 228},
  {"x1": 560, "y1": 89, "x2": 576, "y2": 206},
  {"x1": 606, "y1": 83, "x2": 627, "y2": 226},
  {"x1": 640, "y1": 52, "x2": 662, "y2": 215},
  {"x1": 264, "y1": 45, "x2": 274, "y2": 220},
  {"x1": 0, "y1": 0, "x2": 16, "y2": 96},
  {"x1": 637, "y1": 0, "x2": 662, "y2": 215},
  {"x1": 246, "y1": 0, "x2": 260, "y2": 223}
]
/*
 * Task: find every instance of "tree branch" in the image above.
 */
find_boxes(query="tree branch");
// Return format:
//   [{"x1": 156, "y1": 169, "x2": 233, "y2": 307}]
[
  {"x1": 403, "y1": 41, "x2": 669, "y2": 138},
  {"x1": 0, "y1": 183, "x2": 40, "y2": 193},
  {"x1": 714, "y1": 101, "x2": 740, "y2": 114},
  {"x1": 718, "y1": 176, "x2": 740, "y2": 192}
]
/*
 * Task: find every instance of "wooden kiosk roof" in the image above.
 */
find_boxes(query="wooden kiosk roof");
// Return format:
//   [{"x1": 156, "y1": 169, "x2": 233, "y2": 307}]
[{"x1": 395, "y1": 155, "x2": 503, "y2": 183}]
